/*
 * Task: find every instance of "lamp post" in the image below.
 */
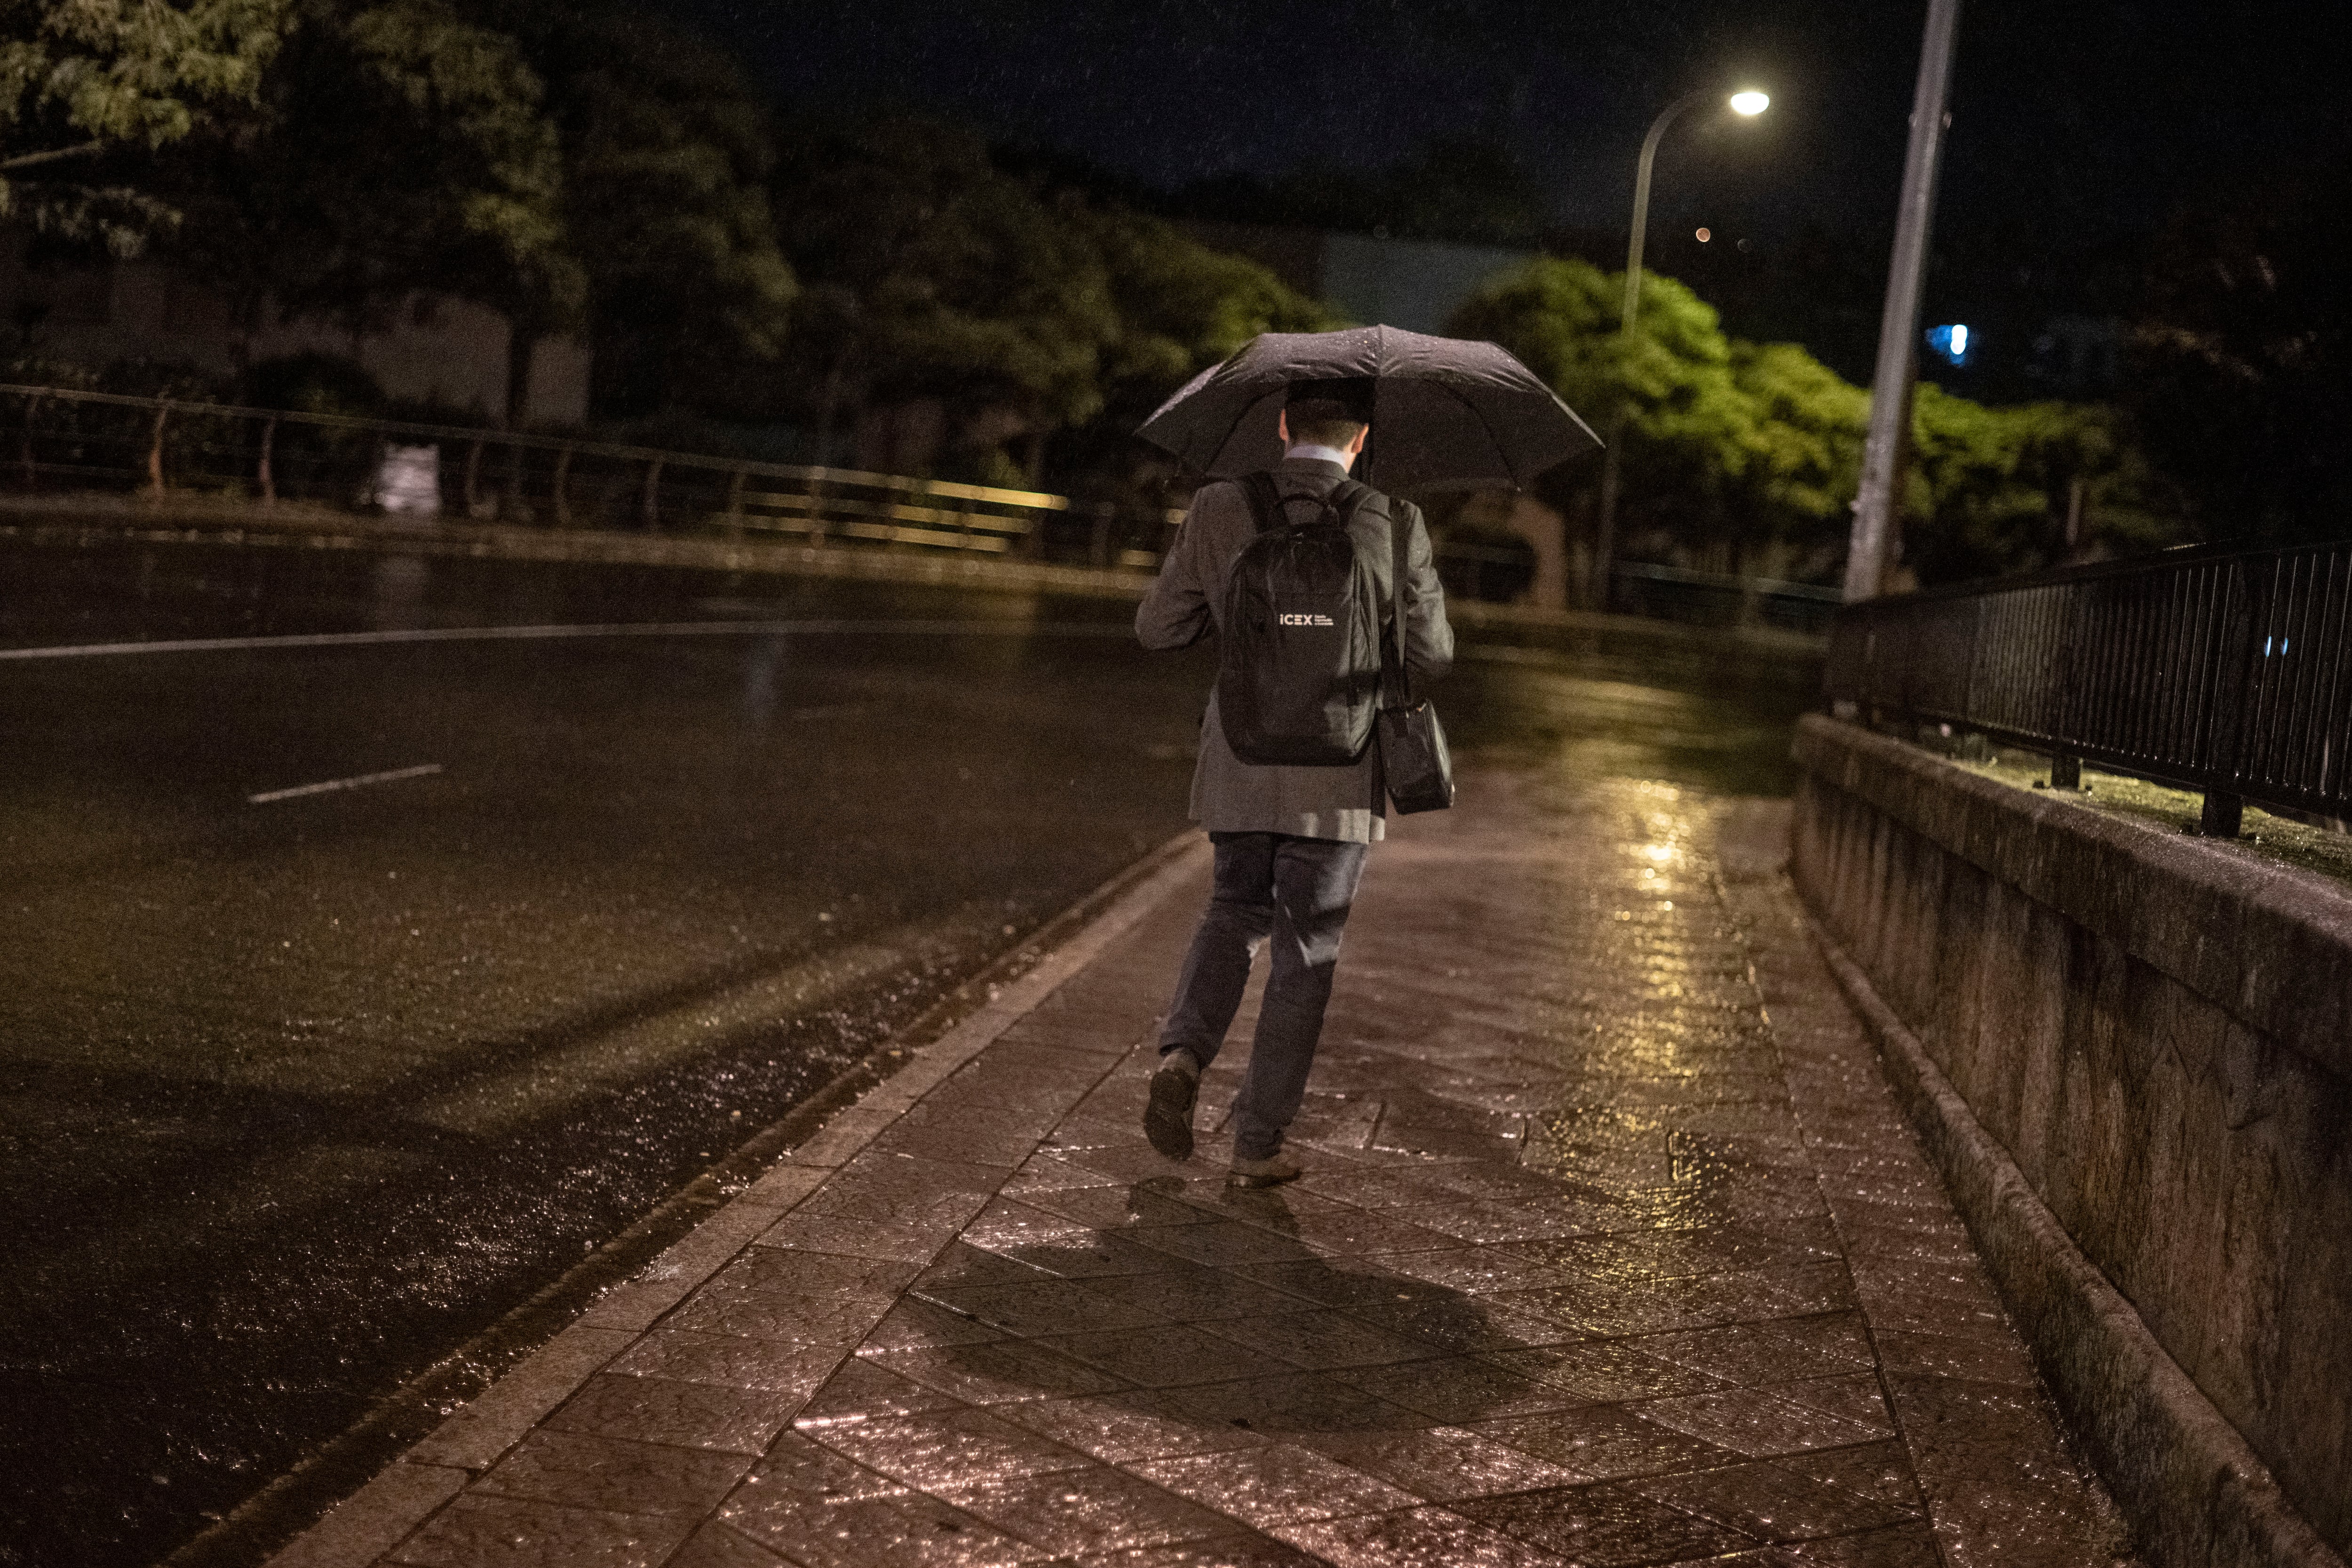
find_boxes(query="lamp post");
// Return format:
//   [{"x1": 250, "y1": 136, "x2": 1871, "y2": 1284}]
[
  {"x1": 1590, "y1": 87, "x2": 1769, "y2": 611},
  {"x1": 1844, "y1": 0, "x2": 1963, "y2": 601}
]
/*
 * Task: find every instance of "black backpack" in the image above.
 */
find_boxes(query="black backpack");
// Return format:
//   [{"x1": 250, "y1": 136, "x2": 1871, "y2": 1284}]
[{"x1": 1216, "y1": 472, "x2": 1386, "y2": 766}]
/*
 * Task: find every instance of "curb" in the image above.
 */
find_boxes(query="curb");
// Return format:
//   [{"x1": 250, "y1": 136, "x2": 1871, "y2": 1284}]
[
  {"x1": 169, "y1": 829, "x2": 1210, "y2": 1568},
  {"x1": 1799, "y1": 902, "x2": 2347, "y2": 1568}
]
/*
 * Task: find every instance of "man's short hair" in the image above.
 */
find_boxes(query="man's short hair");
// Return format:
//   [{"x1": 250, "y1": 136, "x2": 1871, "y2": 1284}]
[{"x1": 1285, "y1": 376, "x2": 1375, "y2": 449}]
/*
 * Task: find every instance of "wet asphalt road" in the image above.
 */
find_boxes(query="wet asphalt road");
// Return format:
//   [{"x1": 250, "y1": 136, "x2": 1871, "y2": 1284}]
[{"x1": 0, "y1": 540, "x2": 1816, "y2": 1566}]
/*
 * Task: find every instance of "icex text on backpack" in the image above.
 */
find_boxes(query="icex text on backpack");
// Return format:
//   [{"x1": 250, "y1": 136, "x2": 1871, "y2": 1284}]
[{"x1": 1278, "y1": 613, "x2": 1336, "y2": 626}]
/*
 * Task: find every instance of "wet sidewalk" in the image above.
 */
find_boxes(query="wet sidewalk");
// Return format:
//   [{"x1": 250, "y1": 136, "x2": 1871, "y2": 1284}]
[{"x1": 272, "y1": 769, "x2": 2137, "y2": 1568}]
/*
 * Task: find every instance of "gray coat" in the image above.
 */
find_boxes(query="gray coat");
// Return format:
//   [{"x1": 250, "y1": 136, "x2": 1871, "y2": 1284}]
[{"x1": 1135, "y1": 454, "x2": 1454, "y2": 843}]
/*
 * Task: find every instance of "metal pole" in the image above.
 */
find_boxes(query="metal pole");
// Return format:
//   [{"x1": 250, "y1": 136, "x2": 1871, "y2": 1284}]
[
  {"x1": 1592, "y1": 90, "x2": 1706, "y2": 611},
  {"x1": 1844, "y1": 0, "x2": 1964, "y2": 602}
]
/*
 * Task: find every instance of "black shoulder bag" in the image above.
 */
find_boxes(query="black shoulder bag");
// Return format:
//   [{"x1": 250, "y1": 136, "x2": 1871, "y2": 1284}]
[{"x1": 1376, "y1": 502, "x2": 1454, "y2": 813}]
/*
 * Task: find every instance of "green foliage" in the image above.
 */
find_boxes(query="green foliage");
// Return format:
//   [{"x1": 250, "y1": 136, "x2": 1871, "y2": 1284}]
[
  {"x1": 1452, "y1": 255, "x2": 2192, "y2": 584},
  {"x1": 481, "y1": 2, "x2": 795, "y2": 415},
  {"x1": 771, "y1": 115, "x2": 1342, "y2": 480},
  {"x1": 776, "y1": 116, "x2": 1119, "y2": 447},
  {"x1": 2127, "y1": 166, "x2": 2352, "y2": 548},
  {"x1": 1905, "y1": 391, "x2": 2189, "y2": 583},
  {"x1": 1081, "y1": 205, "x2": 1336, "y2": 404},
  {"x1": 0, "y1": 0, "x2": 291, "y2": 249},
  {"x1": 164, "y1": 0, "x2": 574, "y2": 347}
]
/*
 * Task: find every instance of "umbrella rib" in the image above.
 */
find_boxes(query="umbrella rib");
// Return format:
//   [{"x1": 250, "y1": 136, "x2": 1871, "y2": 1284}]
[{"x1": 1418, "y1": 378, "x2": 1518, "y2": 489}]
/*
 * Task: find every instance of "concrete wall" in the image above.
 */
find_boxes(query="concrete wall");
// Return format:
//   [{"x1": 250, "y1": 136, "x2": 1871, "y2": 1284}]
[{"x1": 1789, "y1": 714, "x2": 2352, "y2": 1566}]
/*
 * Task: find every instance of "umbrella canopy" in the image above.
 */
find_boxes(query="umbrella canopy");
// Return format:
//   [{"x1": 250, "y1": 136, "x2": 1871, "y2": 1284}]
[{"x1": 1136, "y1": 325, "x2": 1600, "y2": 493}]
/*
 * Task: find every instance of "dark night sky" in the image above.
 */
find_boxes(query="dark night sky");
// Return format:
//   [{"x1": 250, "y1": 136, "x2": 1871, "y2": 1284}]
[{"x1": 664, "y1": 0, "x2": 2342, "y2": 311}]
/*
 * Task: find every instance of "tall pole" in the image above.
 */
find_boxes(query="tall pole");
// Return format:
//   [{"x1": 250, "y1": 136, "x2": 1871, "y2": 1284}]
[
  {"x1": 1592, "y1": 90, "x2": 1706, "y2": 612},
  {"x1": 1844, "y1": 0, "x2": 1963, "y2": 602}
]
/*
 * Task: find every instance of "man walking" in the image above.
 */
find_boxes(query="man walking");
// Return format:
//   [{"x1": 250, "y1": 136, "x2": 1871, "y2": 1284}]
[{"x1": 1134, "y1": 376, "x2": 1453, "y2": 1188}]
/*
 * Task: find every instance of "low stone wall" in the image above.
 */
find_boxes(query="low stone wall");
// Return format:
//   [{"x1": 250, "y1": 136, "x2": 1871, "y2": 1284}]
[{"x1": 1789, "y1": 714, "x2": 2351, "y2": 1568}]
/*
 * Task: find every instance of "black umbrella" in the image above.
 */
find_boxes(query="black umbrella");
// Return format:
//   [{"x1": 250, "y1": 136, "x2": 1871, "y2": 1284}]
[{"x1": 1136, "y1": 324, "x2": 1600, "y2": 492}]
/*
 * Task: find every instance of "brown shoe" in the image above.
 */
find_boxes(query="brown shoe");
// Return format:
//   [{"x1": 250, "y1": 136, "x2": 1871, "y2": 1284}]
[
  {"x1": 1227, "y1": 1151, "x2": 1303, "y2": 1189},
  {"x1": 1144, "y1": 1051, "x2": 1201, "y2": 1160}
]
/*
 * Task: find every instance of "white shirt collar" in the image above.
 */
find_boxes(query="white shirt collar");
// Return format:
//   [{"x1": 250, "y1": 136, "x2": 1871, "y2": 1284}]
[{"x1": 1285, "y1": 444, "x2": 1354, "y2": 469}]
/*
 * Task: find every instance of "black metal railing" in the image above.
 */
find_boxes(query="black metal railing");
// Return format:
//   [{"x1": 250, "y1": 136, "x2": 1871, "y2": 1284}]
[
  {"x1": 0, "y1": 382, "x2": 1185, "y2": 570},
  {"x1": 1826, "y1": 541, "x2": 2352, "y2": 836},
  {"x1": 2, "y1": 381, "x2": 1850, "y2": 621}
]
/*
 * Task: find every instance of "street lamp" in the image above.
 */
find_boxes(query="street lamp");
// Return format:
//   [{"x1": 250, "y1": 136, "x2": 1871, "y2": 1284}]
[{"x1": 1590, "y1": 87, "x2": 1770, "y2": 611}]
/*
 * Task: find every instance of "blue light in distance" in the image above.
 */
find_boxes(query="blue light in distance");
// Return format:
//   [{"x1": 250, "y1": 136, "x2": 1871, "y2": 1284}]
[{"x1": 1924, "y1": 323, "x2": 1973, "y2": 366}]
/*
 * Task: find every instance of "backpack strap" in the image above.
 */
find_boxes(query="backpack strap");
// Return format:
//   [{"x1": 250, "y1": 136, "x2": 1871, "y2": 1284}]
[
  {"x1": 1244, "y1": 471, "x2": 1372, "y2": 533},
  {"x1": 1237, "y1": 472, "x2": 1284, "y2": 534},
  {"x1": 1388, "y1": 500, "x2": 1413, "y2": 709}
]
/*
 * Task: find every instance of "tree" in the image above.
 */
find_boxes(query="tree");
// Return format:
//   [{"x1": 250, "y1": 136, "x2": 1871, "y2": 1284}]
[
  {"x1": 2129, "y1": 166, "x2": 2352, "y2": 548},
  {"x1": 1722, "y1": 340, "x2": 1868, "y2": 576},
  {"x1": 1904, "y1": 393, "x2": 2189, "y2": 585},
  {"x1": 1450, "y1": 255, "x2": 2190, "y2": 586},
  {"x1": 1057, "y1": 204, "x2": 1335, "y2": 478},
  {"x1": 1449, "y1": 256, "x2": 1754, "y2": 562},
  {"x1": 161, "y1": 0, "x2": 577, "y2": 416},
  {"x1": 1, "y1": 0, "x2": 290, "y2": 251},
  {"x1": 773, "y1": 115, "x2": 1119, "y2": 478},
  {"x1": 475, "y1": 1, "x2": 795, "y2": 420}
]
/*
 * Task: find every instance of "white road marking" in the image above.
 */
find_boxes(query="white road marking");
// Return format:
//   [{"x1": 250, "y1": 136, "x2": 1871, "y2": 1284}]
[
  {"x1": 247, "y1": 764, "x2": 444, "y2": 804},
  {"x1": 0, "y1": 620, "x2": 1137, "y2": 661}
]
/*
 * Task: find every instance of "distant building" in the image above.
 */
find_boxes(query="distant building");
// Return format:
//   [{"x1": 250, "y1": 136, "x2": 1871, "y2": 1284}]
[
  {"x1": 2024, "y1": 315, "x2": 2125, "y2": 398},
  {"x1": 0, "y1": 229, "x2": 591, "y2": 426},
  {"x1": 1176, "y1": 222, "x2": 1536, "y2": 335}
]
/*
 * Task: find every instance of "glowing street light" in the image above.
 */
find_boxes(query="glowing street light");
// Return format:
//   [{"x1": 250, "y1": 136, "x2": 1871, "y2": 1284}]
[{"x1": 1590, "y1": 86, "x2": 1772, "y2": 610}]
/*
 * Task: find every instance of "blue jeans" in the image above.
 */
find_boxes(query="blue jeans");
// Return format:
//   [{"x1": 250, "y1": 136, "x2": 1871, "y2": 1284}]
[{"x1": 1159, "y1": 831, "x2": 1369, "y2": 1160}]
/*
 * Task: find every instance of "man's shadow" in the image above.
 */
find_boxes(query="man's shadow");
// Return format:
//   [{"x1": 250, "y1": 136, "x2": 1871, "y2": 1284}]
[{"x1": 912, "y1": 1175, "x2": 1564, "y2": 1441}]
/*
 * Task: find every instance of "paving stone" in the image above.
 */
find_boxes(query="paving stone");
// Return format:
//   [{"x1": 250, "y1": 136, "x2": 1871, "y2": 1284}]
[
  {"x1": 1065, "y1": 1533, "x2": 1323, "y2": 1567},
  {"x1": 1458, "y1": 1480, "x2": 1762, "y2": 1563},
  {"x1": 857, "y1": 1297, "x2": 1009, "y2": 1352},
  {"x1": 1193, "y1": 1309, "x2": 1437, "y2": 1372},
  {"x1": 604, "y1": 1331, "x2": 843, "y2": 1394},
  {"x1": 1481, "y1": 1340, "x2": 1727, "y2": 1402},
  {"x1": 545, "y1": 1374, "x2": 799, "y2": 1455},
  {"x1": 1036, "y1": 1324, "x2": 1298, "y2": 1390},
  {"x1": 718, "y1": 1486, "x2": 1044, "y2": 1568},
  {"x1": 473, "y1": 1431, "x2": 749, "y2": 1518},
  {"x1": 1269, "y1": 1504, "x2": 1575, "y2": 1567},
  {"x1": 1775, "y1": 1440, "x2": 1925, "y2": 1513},
  {"x1": 1630, "y1": 1460, "x2": 1919, "y2": 1542},
  {"x1": 1128, "y1": 1443, "x2": 1419, "y2": 1529},
  {"x1": 659, "y1": 1521, "x2": 789, "y2": 1567},
  {"x1": 1005, "y1": 1184, "x2": 1221, "y2": 1231},
  {"x1": 1343, "y1": 1297, "x2": 1581, "y2": 1357},
  {"x1": 745, "y1": 1432, "x2": 908, "y2": 1503},
  {"x1": 1332, "y1": 1353, "x2": 1588, "y2": 1424},
  {"x1": 1294, "y1": 1424, "x2": 1585, "y2": 1501},
  {"x1": 1633, "y1": 1383, "x2": 1889, "y2": 1459},
  {"x1": 1783, "y1": 1520, "x2": 1944, "y2": 1566},
  {"x1": 790, "y1": 1355, "x2": 965, "y2": 1427},
  {"x1": 810, "y1": 1406, "x2": 1096, "y2": 1488},
  {"x1": 915, "y1": 1278, "x2": 1172, "y2": 1337},
  {"x1": 751, "y1": 1208, "x2": 963, "y2": 1264},
  {"x1": 864, "y1": 1338, "x2": 1134, "y2": 1405},
  {"x1": 912, "y1": 1241, "x2": 1062, "y2": 1290},
  {"x1": 1469, "y1": 1405, "x2": 1737, "y2": 1480},
  {"x1": 1075, "y1": 1262, "x2": 1313, "y2": 1323},
  {"x1": 387, "y1": 1494, "x2": 694, "y2": 1568},
  {"x1": 932, "y1": 1466, "x2": 1236, "y2": 1556},
  {"x1": 991, "y1": 1391, "x2": 1272, "y2": 1465}
]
